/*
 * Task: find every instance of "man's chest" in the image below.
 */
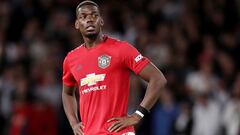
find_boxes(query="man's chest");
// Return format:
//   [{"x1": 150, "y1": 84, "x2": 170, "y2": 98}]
[{"x1": 69, "y1": 50, "x2": 123, "y2": 85}]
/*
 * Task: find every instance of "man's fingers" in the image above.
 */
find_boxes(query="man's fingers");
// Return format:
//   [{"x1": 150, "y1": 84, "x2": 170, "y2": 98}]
[
  {"x1": 108, "y1": 121, "x2": 121, "y2": 130},
  {"x1": 79, "y1": 123, "x2": 85, "y2": 128},
  {"x1": 107, "y1": 117, "x2": 121, "y2": 122},
  {"x1": 108, "y1": 122, "x2": 122, "y2": 132},
  {"x1": 115, "y1": 125, "x2": 125, "y2": 132},
  {"x1": 73, "y1": 123, "x2": 84, "y2": 135},
  {"x1": 74, "y1": 131, "x2": 84, "y2": 135},
  {"x1": 74, "y1": 132, "x2": 83, "y2": 135},
  {"x1": 78, "y1": 128, "x2": 84, "y2": 134},
  {"x1": 74, "y1": 126, "x2": 80, "y2": 132},
  {"x1": 75, "y1": 128, "x2": 84, "y2": 135},
  {"x1": 77, "y1": 122, "x2": 85, "y2": 128}
]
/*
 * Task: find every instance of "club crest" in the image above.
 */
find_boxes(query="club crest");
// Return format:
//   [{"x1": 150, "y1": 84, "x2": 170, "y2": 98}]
[{"x1": 98, "y1": 54, "x2": 111, "y2": 69}]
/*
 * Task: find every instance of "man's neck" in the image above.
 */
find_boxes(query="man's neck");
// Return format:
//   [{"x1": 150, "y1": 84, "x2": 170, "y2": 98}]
[{"x1": 83, "y1": 34, "x2": 103, "y2": 49}]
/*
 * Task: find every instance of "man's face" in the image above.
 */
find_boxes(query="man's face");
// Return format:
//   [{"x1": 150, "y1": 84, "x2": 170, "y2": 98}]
[{"x1": 75, "y1": 5, "x2": 103, "y2": 38}]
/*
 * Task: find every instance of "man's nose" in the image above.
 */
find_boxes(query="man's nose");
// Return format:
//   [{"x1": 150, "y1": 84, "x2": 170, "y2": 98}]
[{"x1": 86, "y1": 15, "x2": 94, "y2": 22}]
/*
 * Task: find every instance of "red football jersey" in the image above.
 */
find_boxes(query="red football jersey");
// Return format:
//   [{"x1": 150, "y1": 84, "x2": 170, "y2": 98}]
[{"x1": 62, "y1": 36, "x2": 150, "y2": 135}]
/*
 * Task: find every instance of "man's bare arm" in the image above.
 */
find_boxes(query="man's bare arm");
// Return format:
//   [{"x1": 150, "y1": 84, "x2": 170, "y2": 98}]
[
  {"x1": 62, "y1": 84, "x2": 84, "y2": 135},
  {"x1": 138, "y1": 63, "x2": 167, "y2": 111}
]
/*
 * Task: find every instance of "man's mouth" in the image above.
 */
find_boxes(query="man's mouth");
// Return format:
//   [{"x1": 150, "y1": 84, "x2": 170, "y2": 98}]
[{"x1": 86, "y1": 25, "x2": 95, "y2": 31}]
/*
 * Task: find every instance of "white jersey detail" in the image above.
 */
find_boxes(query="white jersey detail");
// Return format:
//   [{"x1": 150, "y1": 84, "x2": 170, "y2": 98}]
[
  {"x1": 80, "y1": 73, "x2": 106, "y2": 86},
  {"x1": 134, "y1": 54, "x2": 143, "y2": 62},
  {"x1": 122, "y1": 132, "x2": 135, "y2": 135}
]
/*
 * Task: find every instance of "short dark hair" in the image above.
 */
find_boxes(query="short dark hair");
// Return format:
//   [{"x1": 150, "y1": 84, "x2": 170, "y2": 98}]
[{"x1": 76, "y1": 1, "x2": 99, "y2": 17}]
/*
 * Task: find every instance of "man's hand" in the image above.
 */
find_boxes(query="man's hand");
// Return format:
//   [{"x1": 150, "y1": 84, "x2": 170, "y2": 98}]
[
  {"x1": 72, "y1": 122, "x2": 85, "y2": 135},
  {"x1": 107, "y1": 113, "x2": 142, "y2": 132}
]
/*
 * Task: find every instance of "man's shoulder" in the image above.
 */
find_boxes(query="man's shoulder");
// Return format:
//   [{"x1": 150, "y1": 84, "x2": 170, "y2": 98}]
[
  {"x1": 65, "y1": 44, "x2": 84, "y2": 60},
  {"x1": 107, "y1": 36, "x2": 132, "y2": 48},
  {"x1": 68, "y1": 44, "x2": 84, "y2": 55}
]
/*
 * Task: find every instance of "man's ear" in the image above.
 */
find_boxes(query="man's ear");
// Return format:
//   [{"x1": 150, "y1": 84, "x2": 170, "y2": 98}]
[
  {"x1": 75, "y1": 20, "x2": 79, "y2": 29},
  {"x1": 100, "y1": 18, "x2": 104, "y2": 26}
]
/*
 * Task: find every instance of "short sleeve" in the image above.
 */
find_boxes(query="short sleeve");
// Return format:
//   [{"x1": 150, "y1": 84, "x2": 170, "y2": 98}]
[
  {"x1": 121, "y1": 42, "x2": 150, "y2": 74},
  {"x1": 62, "y1": 56, "x2": 77, "y2": 87}
]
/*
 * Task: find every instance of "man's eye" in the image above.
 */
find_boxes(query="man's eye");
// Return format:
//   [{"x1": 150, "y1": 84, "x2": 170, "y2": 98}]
[
  {"x1": 80, "y1": 15, "x2": 86, "y2": 19},
  {"x1": 92, "y1": 14, "x2": 98, "y2": 18}
]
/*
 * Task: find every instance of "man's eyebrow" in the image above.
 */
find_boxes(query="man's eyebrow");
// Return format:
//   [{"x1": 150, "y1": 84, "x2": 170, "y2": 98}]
[
  {"x1": 79, "y1": 11, "x2": 98, "y2": 14},
  {"x1": 78, "y1": 12, "x2": 86, "y2": 15}
]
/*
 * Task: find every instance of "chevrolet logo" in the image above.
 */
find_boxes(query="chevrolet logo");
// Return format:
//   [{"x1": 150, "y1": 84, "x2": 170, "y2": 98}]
[{"x1": 80, "y1": 73, "x2": 106, "y2": 86}]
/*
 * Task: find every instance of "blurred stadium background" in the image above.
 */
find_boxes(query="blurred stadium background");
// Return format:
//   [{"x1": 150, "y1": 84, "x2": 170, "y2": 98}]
[{"x1": 0, "y1": 0, "x2": 240, "y2": 135}]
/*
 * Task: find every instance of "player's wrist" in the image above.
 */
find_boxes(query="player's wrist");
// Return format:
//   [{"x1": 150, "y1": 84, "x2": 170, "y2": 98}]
[
  {"x1": 134, "y1": 105, "x2": 150, "y2": 118},
  {"x1": 131, "y1": 113, "x2": 142, "y2": 122},
  {"x1": 70, "y1": 121, "x2": 80, "y2": 129}
]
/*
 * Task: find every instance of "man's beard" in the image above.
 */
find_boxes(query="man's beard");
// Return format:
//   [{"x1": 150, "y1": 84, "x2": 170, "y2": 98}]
[{"x1": 85, "y1": 33, "x2": 98, "y2": 39}]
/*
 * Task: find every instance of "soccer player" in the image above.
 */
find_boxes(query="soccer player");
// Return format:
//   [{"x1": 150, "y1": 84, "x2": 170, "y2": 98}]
[{"x1": 62, "y1": 1, "x2": 167, "y2": 135}]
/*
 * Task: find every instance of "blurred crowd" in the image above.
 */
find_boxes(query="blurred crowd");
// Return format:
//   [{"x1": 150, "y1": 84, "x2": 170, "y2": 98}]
[{"x1": 0, "y1": 0, "x2": 240, "y2": 135}]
